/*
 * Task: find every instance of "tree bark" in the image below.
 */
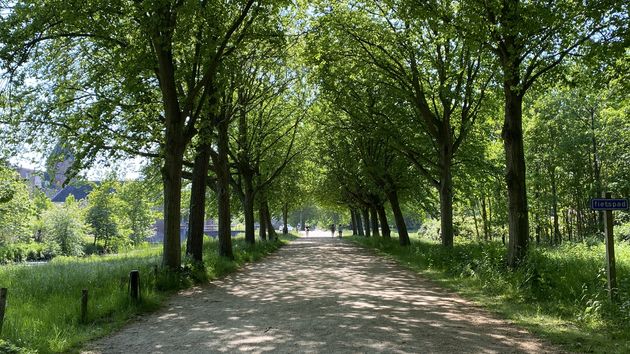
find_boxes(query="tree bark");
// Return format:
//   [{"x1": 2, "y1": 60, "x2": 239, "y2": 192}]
[
  {"x1": 282, "y1": 202, "x2": 289, "y2": 235},
  {"x1": 377, "y1": 204, "x2": 391, "y2": 239},
  {"x1": 350, "y1": 208, "x2": 358, "y2": 235},
  {"x1": 481, "y1": 194, "x2": 489, "y2": 241},
  {"x1": 264, "y1": 200, "x2": 277, "y2": 240},
  {"x1": 362, "y1": 208, "x2": 371, "y2": 237},
  {"x1": 162, "y1": 144, "x2": 184, "y2": 269},
  {"x1": 186, "y1": 142, "x2": 211, "y2": 263},
  {"x1": 551, "y1": 167, "x2": 561, "y2": 245},
  {"x1": 216, "y1": 116, "x2": 234, "y2": 259},
  {"x1": 503, "y1": 89, "x2": 529, "y2": 267},
  {"x1": 242, "y1": 174, "x2": 256, "y2": 244},
  {"x1": 259, "y1": 204, "x2": 267, "y2": 241},
  {"x1": 370, "y1": 206, "x2": 380, "y2": 237},
  {"x1": 386, "y1": 189, "x2": 410, "y2": 245},
  {"x1": 356, "y1": 209, "x2": 365, "y2": 236},
  {"x1": 439, "y1": 146, "x2": 454, "y2": 247}
]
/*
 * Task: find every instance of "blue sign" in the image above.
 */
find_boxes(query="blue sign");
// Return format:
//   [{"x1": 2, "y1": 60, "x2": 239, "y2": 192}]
[{"x1": 590, "y1": 198, "x2": 629, "y2": 211}]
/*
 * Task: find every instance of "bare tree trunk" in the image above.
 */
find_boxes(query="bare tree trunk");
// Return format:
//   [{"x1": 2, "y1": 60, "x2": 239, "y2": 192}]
[
  {"x1": 186, "y1": 142, "x2": 211, "y2": 263},
  {"x1": 551, "y1": 167, "x2": 561, "y2": 245},
  {"x1": 259, "y1": 204, "x2": 267, "y2": 241},
  {"x1": 264, "y1": 200, "x2": 277, "y2": 240},
  {"x1": 377, "y1": 204, "x2": 391, "y2": 239},
  {"x1": 590, "y1": 109, "x2": 603, "y2": 233},
  {"x1": 216, "y1": 117, "x2": 234, "y2": 259},
  {"x1": 439, "y1": 141, "x2": 454, "y2": 247},
  {"x1": 481, "y1": 194, "x2": 489, "y2": 241},
  {"x1": 370, "y1": 206, "x2": 380, "y2": 237},
  {"x1": 162, "y1": 145, "x2": 184, "y2": 269},
  {"x1": 350, "y1": 208, "x2": 358, "y2": 235},
  {"x1": 503, "y1": 89, "x2": 529, "y2": 267},
  {"x1": 282, "y1": 202, "x2": 289, "y2": 235},
  {"x1": 242, "y1": 175, "x2": 256, "y2": 244},
  {"x1": 362, "y1": 208, "x2": 371, "y2": 237},
  {"x1": 356, "y1": 209, "x2": 365, "y2": 236},
  {"x1": 386, "y1": 188, "x2": 410, "y2": 245}
]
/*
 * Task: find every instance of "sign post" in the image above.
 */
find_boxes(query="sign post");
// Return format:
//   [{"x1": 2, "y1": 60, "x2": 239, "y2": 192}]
[{"x1": 590, "y1": 193, "x2": 629, "y2": 301}]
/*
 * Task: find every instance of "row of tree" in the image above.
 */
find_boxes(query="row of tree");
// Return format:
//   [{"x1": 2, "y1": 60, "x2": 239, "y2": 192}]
[
  {"x1": 0, "y1": 1, "x2": 311, "y2": 269},
  {"x1": 304, "y1": 0, "x2": 628, "y2": 265}
]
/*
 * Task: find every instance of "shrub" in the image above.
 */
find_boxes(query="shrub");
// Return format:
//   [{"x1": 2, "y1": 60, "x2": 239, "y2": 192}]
[{"x1": 41, "y1": 199, "x2": 87, "y2": 257}]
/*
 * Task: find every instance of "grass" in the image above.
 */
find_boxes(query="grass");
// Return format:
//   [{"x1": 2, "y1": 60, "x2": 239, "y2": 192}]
[
  {"x1": 349, "y1": 235, "x2": 630, "y2": 353},
  {"x1": 0, "y1": 235, "x2": 297, "y2": 353}
]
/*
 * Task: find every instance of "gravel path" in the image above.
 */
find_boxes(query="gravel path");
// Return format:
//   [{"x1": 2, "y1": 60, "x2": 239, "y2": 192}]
[{"x1": 84, "y1": 235, "x2": 558, "y2": 353}]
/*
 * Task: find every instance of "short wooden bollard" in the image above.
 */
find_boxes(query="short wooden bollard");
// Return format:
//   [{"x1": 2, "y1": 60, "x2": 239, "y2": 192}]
[
  {"x1": 129, "y1": 270, "x2": 140, "y2": 301},
  {"x1": 0, "y1": 288, "x2": 7, "y2": 334},
  {"x1": 81, "y1": 289, "x2": 88, "y2": 323}
]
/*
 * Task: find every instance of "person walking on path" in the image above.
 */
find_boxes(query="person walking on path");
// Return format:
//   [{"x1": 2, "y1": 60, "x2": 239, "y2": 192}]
[{"x1": 330, "y1": 224, "x2": 336, "y2": 238}]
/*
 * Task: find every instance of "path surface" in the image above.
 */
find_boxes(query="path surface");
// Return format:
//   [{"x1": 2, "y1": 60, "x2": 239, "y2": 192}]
[{"x1": 85, "y1": 236, "x2": 557, "y2": 353}]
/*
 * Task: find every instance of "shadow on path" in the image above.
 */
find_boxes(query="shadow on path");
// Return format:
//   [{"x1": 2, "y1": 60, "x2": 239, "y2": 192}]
[{"x1": 85, "y1": 237, "x2": 556, "y2": 353}]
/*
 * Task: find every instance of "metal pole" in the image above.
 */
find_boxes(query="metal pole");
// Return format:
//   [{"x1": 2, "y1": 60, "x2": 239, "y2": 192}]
[{"x1": 603, "y1": 192, "x2": 617, "y2": 301}]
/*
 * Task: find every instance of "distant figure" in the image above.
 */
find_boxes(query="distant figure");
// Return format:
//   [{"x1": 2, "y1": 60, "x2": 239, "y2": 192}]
[
  {"x1": 306, "y1": 226, "x2": 310, "y2": 237},
  {"x1": 330, "y1": 224, "x2": 336, "y2": 238},
  {"x1": 338, "y1": 227, "x2": 343, "y2": 238}
]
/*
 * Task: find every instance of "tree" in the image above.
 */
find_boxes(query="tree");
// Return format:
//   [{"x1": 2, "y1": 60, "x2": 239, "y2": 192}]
[
  {"x1": 42, "y1": 196, "x2": 86, "y2": 257},
  {"x1": 464, "y1": 0, "x2": 625, "y2": 266},
  {"x1": 118, "y1": 180, "x2": 160, "y2": 246},
  {"x1": 309, "y1": 0, "x2": 492, "y2": 247},
  {"x1": 0, "y1": 0, "x2": 275, "y2": 269},
  {"x1": 0, "y1": 164, "x2": 34, "y2": 244}
]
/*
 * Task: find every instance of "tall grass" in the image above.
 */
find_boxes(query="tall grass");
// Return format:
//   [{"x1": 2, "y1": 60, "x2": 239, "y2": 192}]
[
  {"x1": 0, "y1": 235, "x2": 294, "y2": 353},
  {"x1": 351, "y1": 235, "x2": 630, "y2": 353}
]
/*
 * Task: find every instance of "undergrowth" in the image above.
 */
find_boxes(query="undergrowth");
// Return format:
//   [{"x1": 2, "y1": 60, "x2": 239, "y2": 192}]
[
  {"x1": 350, "y1": 236, "x2": 630, "y2": 353},
  {"x1": 0, "y1": 235, "x2": 295, "y2": 353}
]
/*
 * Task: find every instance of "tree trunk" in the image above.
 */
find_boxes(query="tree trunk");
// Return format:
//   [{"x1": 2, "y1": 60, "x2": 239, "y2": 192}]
[
  {"x1": 481, "y1": 194, "x2": 489, "y2": 241},
  {"x1": 377, "y1": 204, "x2": 391, "y2": 239},
  {"x1": 259, "y1": 204, "x2": 267, "y2": 241},
  {"x1": 472, "y1": 200, "x2": 480, "y2": 240},
  {"x1": 186, "y1": 142, "x2": 211, "y2": 263},
  {"x1": 386, "y1": 189, "x2": 410, "y2": 246},
  {"x1": 216, "y1": 117, "x2": 234, "y2": 259},
  {"x1": 551, "y1": 167, "x2": 561, "y2": 245},
  {"x1": 282, "y1": 202, "x2": 289, "y2": 235},
  {"x1": 362, "y1": 208, "x2": 371, "y2": 237},
  {"x1": 162, "y1": 144, "x2": 184, "y2": 269},
  {"x1": 503, "y1": 89, "x2": 529, "y2": 267},
  {"x1": 242, "y1": 175, "x2": 256, "y2": 244},
  {"x1": 370, "y1": 206, "x2": 380, "y2": 237},
  {"x1": 356, "y1": 209, "x2": 365, "y2": 236},
  {"x1": 264, "y1": 200, "x2": 277, "y2": 240},
  {"x1": 439, "y1": 151, "x2": 454, "y2": 247},
  {"x1": 350, "y1": 208, "x2": 358, "y2": 235}
]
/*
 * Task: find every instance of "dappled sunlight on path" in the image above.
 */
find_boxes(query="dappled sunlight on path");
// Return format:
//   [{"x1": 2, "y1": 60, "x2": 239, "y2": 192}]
[{"x1": 85, "y1": 236, "x2": 555, "y2": 353}]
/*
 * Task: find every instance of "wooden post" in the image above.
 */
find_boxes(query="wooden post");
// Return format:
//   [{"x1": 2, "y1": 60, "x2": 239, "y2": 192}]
[
  {"x1": 81, "y1": 289, "x2": 88, "y2": 323},
  {"x1": 603, "y1": 192, "x2": 617, "y2": 301},
  {"x1": 130, "y1": 270, "x2": 140, "y2": 302},
  {"x1": 0, "y1": 288, "x2": 7, "y2": 335}
]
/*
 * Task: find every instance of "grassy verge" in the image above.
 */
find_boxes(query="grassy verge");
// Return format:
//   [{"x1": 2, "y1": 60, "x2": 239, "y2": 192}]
[
  {"x1": 349, "y1": 235, "x2": 630, "y2": 353},
  {"x1": 0, "y1": 235, "x2": 297, "y2": 353}
]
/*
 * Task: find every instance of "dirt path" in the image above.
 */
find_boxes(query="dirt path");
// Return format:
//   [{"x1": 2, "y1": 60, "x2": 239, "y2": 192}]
[{"x1": 85, "y1": 236, "x2": 558, "y2": 353}]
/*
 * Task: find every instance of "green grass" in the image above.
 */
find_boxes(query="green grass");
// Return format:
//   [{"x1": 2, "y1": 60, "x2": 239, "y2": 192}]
[
  {"x1": 0, "y1": 235, "x2": 296, "y2": 353},
  {"x1": 349, "y1": 235, "x2": 630, "y2": 353}
]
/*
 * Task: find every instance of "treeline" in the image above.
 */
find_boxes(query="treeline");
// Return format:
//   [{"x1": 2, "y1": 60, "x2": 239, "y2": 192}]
[
  {"x1": 0, "y1": 1, "x2": 311, "y2": 270},
  {"x1": 304, "y1": 0, "x2": 628, "y2": 263},
  {"x1": 0, "y1": 167, "x2": 158, "y2": 262}
]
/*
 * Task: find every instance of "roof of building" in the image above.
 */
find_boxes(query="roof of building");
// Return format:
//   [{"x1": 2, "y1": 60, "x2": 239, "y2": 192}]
[{"x1": 51, "y1": 184, "x2": 94, "y2": 203}]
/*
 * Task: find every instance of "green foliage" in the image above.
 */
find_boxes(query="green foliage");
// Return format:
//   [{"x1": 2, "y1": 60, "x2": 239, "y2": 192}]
[
  {"x1": 117, "y1": 180, "x2": 159, "y2": 246},
  {"x1": 41, "y1": 197, "x2": 86, "y2": 257},
  {"x1": 0, "y1": 166, "x2": 34, "y2": 245},
  {"x1": 352, "y1": 236, "x2": 630, "y2": 352}
]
